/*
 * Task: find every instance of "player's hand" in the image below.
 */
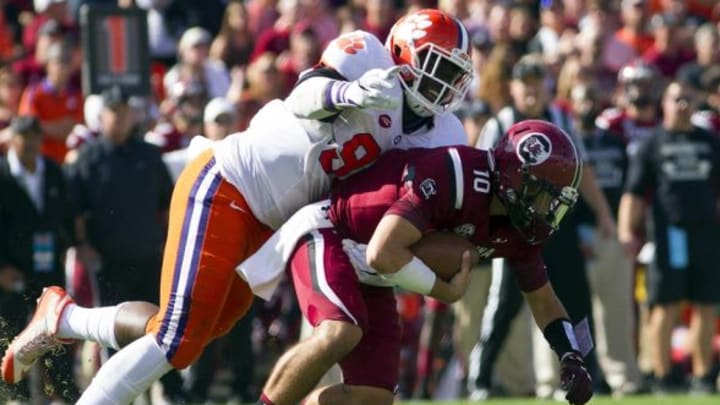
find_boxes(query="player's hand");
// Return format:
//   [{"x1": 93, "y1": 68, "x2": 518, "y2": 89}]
[
  {"x1": 560, "y1": 352, "x2": 593, "y2": 405},
  {"x1": 340, "y1": 66, "x2": 402, "y2": 110},
  {"x1": 342, "y1": 239, "x2": 395, "y2": 287},
  {"x1": 433, "y1": 250, "x2": 472, "y2": 303},
  {"x1": 448, "y1": 250, "x2": 472, "y2": 300}
]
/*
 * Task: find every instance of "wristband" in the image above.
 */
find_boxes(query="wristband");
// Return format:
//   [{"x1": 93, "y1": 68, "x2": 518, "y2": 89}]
[
  {"x1": 382, "y1": 256, "x2": 437, "y2": 295},
  {"x1": 325, "y1": 80, "x2": 354, "y2": 109},
  {"x1": 543, "y1": 317, "x2": 581, "y2": 359}
]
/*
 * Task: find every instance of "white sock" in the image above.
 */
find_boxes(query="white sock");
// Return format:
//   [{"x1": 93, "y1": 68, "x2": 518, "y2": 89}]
[
  {"x1": 76, "y1": 334, "x2": 173, "y2": 405},
  {"x1": 57, "y1": 304, "x2": 120, "y2": 350}
]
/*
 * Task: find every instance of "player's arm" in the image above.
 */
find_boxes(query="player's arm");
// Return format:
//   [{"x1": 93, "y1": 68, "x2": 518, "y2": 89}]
[
  {"x1": 524, "y1": 281, "x2": 594, "y2": 405},
  {"x1": 618, "y1": 135, "x2": 654, "y2": 256},
  {"x1": 285, "y1": 66, "x2": 401, "y2": 120},
  {"x1": 366, "y1": 214, "x2": 472, "y2": 304},
  {"x1": 579, "y1": 165, "x2": 616, "y2": 237}
]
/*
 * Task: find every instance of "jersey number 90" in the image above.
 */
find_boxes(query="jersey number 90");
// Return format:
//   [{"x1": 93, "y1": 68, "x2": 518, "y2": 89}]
[{"x1": 320, "y1": 133, "x2": 381, "y2": 179}]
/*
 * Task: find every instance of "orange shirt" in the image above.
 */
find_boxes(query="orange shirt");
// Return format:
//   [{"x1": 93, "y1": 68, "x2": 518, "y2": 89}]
[
  {"x1": 19, "y1": 80, "x2": 83, "y2": 163},
  {"x1": 615, "y1": 28, "x2": 655, "y2": 56}
]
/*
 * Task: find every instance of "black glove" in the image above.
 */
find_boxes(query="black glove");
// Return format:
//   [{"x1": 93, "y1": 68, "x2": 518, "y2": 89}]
[{"x1": 560, "y1": 352, "x2": 593, "y2": 405}]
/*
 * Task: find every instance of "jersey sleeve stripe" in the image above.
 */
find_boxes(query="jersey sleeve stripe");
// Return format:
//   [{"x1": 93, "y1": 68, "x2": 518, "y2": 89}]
[{"x1": 447, "y1": 147, "x2": 464, "y2": 209}]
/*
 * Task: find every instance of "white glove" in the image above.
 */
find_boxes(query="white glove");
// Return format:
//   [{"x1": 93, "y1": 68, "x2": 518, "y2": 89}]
[
  {"x1": 341, "y1": 239, "x2": 395, "y2": 287},
  {"x1": 331, "y1": 66, "x2": 402, "y2": 111}
]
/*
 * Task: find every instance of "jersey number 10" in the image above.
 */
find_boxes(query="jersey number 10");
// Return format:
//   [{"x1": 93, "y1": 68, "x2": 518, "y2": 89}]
[
  {"x1": 319, "y1": 133, "x2": 382, "y2": 179},
  {"x1": 473, "y1": 170, "x2": 491, "y2": 194}
]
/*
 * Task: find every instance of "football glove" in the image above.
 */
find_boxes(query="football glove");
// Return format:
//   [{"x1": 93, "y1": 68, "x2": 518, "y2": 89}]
[
  {"x1": 341, "y1": 239, "x2": 395, "y2": 287},
  {"x1": 331, "y1": 66, "x2": 402, "y2": 111},
  {"x1": 560, "y1": 352, "x2": 593, "y2": 405}
]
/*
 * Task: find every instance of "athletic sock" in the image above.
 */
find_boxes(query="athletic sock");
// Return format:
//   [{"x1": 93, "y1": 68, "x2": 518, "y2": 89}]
[
  {"x1": 57, "y1": 303, "x2": 120, "y2": 349},
  {"x1": 76, "y1": 334, "x2": 173, "y2": 405},
  {"x1": 257, "y1": 392, "x2": 276, "y2": 405}
]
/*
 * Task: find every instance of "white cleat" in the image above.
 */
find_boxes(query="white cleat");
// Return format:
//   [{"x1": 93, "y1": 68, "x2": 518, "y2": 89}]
[{"x1": 1, "y1": 286, "x2": 74, "y2": 383}]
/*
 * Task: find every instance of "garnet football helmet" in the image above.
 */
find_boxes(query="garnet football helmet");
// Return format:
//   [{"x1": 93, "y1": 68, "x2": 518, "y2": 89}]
[
  {"x1": 386, "y1": 8, "x2": 474, "y2": 115},
  {"x1": 618, "y1": 59, "x2": 660, "y2": 107},
  {"x1": 492, "y1": 120, "x2": 582, "y2": 244}
]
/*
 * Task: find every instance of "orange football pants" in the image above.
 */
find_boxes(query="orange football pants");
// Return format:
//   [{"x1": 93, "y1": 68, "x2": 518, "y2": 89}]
[{"x1": 146, "y1": 149, "x2": 273, "y2": 368}]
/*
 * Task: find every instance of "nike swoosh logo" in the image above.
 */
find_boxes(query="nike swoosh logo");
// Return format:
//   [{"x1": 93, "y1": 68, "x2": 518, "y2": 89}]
[{"x1": 229, "y1": 201, "x2": 247, "y2": 213}]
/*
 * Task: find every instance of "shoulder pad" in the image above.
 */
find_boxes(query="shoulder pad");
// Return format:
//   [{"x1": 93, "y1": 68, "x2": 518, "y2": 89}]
[
  {"x1": 596, "y1": 108, "x2": 624, "y2": 130},
  {"x1": 320, "y1": 31, "x2": 395, "y2": 81}
]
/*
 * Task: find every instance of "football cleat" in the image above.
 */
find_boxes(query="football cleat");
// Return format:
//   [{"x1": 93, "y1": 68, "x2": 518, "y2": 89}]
[{"x1": 1, "y1": 286, "x2": 74, "y2": 383}]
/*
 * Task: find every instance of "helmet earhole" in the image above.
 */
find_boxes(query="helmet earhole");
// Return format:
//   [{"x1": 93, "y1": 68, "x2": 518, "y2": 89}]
[{"x1": 394, "y1": 45, "x2": 402, "y2": 58}]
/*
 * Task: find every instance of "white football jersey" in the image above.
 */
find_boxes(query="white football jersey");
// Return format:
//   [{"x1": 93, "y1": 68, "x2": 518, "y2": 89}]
[{"x1": 214, "y1": 31, "x2": 466, "y2": 230}]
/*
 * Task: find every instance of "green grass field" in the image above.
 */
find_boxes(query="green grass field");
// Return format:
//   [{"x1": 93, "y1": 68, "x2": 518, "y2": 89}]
[{"x1": 400, "y1": 395, "x2": 720, "y2": 404}]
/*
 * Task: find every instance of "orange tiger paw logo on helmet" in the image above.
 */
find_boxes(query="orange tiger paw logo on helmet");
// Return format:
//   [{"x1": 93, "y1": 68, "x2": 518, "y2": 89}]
[{"x1": 336, "y1": 35, "x2": 365, "y2": 55}]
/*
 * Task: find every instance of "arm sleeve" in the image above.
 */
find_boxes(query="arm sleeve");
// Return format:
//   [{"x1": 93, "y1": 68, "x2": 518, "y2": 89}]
[
  {"x1": 624, "y1": 136, "x2": 654, "y2": 196},
  {"x1": 284, "y1": 67, "x2": 348, "y2": 120}
]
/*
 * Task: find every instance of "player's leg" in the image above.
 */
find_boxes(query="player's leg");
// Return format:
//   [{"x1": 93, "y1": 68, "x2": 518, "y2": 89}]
[
  {"x1": 645, "y1": 231, "x2": 685, "y2": 391},
  {"x1": 304, "y1": 385, "x2": 394, "y2": 405},
  {"x1": 687, "y1": 231, "x2": 720, "y2": 393},
  {"x1": 77, "y1": 150, "x2": 267, "y2": 404},
  {"x1": 305, "y1": 278, "x2": 401, "y2": 405},
  {"x1": 260, "y1": 229, "x2": 368, "y2": 405}
]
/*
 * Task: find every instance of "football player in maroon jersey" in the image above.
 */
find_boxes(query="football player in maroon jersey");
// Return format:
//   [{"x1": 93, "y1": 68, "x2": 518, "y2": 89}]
[{"x1": 257, "y1": 120, "x2": 593, "y2": 405}]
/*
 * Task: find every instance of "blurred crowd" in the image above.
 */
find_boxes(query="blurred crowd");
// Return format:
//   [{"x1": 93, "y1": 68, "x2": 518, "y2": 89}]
[{"x1": 0, "y1": 0, "x2": 719, "y2": 404}]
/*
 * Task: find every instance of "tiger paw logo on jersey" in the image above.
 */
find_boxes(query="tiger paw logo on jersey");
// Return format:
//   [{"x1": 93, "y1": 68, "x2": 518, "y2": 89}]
[
  {"x1": 336, "y1": 34, "x2": 366, "y2": 55},
  {"x1": 394, "y1": 13, "x2": 433, "y2": 42}
]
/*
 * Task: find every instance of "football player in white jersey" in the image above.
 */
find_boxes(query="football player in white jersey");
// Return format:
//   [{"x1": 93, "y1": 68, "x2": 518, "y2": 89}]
[{"x1": 1, "y1": 9, "x2": 473, "y2": 405}]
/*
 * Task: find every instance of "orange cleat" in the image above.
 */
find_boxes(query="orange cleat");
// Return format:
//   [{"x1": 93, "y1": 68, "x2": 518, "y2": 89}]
[{"x1": 1, "y1": 286, "x2": 74, "y2": 383}]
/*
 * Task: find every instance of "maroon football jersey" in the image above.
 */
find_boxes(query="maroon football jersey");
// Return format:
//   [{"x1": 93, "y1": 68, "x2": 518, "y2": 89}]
[{"x1": 329, "y1": 146, "x2": 548, "y2": 291}]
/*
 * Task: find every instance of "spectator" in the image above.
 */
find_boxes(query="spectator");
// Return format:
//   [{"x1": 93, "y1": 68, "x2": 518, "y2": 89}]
[
  {"x1": 67, "y1": 85, "x2": 172, "y2": 308},
  {"x1": 202, "y1": 96, "x2": 237, "y2": 141},
  {"x1": 64, "y1": 86, "x2": 183, "y2": 401},
  {"x1": 18, "y1": 41, "x2": 83, "y2": 164},
  {"x1": 163, "y1": 96, "x2": 237, "y2": 181},
  {"x1": 0, "y1": 68, "x2": 21, "y2": 129},
  {"x1": 250, "y1": 0, "x2": 305, "y2": 61},
  {"x1": 148, "y1": 80, "x2": 206, "y2": 153},
  {"x1": 458, "y1": 99, "x2": 492, "y2": 147},
  {"x1": 476, "y1": 43, "x2": 516, "y2": 112},
  {"x1": 507, "y1": 3, "x2": 536, "y2": 56},
  {"x1": 23, "y1": 0, "x2": 71, "y2": 58},
  {"x1": 574, "y1": 24, "x2": 618, "y2": 103},
  {"x1": 597, "y1": 60, "x2": 662, "y2": 149},
  {"x1": 615, "y1": 0, "x2": 655, "y2": 57},
  {"x1": 642, "y1": 13, "x2": 695, "y2": 78},
  {"x1": 277, "y1": 25, "x2": 320, "y2": 94},
  {"x1": 486, "y1": 1, "x2": 511, "y2": 44},
  {"x1": 676, "y1": 23, "x2": 719, "y2": 92},
  {"x1": 618, "y1": 80, "x2": 720, "y2": 395},
  {"x1": 571, "y1": 84, "x2": 644, "y2": 396},
  {"x1": 362, "y1": 0, "x2": 395, "y2": 42},
  {"x1": 300, "y1": 0, "x2": 337, "y2": 46},
  {"x1": 467, "y1": 27, "x2": 494, "y2": 98},
  {"x1": 530, "y1": 0, "x2": 571, "y2": 64},
  {"x1": 234, "y1": 52, "x2": 283, "y2": 130},
  {"x1": 246, "y1": 0, "x2": 280, "y2": 37},
  {"x1": 210, "y1": 0, "x2": 254, "y2": 71},
  {"x1": 0, "y1": 115, "x2": 77, "y2": 403},
  {"x1": 14, "y1": 18, "x2": 64, "y2": 87},
  {"x1": 164, "y1": 26, "x2": 230, "y2": 101}
]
